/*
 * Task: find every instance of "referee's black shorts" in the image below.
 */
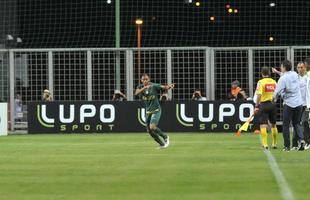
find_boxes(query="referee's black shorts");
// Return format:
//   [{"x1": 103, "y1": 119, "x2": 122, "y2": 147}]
[{"x1": 258, "y1": 101, "x2": 277, "y2": 125}]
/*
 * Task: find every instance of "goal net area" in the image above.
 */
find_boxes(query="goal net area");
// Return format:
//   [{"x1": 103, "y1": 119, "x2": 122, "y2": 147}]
[{"x1": 0, "y1": 0, "x2": 309, "y2": 48}]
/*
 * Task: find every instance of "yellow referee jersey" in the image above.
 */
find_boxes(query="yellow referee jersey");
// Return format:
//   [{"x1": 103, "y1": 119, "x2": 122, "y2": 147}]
[{"x1": 256, "y1": 77, "x2": 277, "y2": 102}]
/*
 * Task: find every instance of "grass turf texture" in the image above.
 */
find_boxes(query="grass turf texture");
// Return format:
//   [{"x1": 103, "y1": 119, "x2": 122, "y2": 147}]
[{"x1": 0, "y1": 133, "x2": 309, "y2": 200}]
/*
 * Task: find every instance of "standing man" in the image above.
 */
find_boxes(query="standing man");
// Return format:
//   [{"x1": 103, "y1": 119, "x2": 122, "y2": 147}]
[
  {"x1": 305, "y1": 58, "x2": 310, "y2": 149},
  {"x1": 272, "y1": 62, "x2": 310, "y2": 150},
  {"x1": 254, "y1": 67, "x2": 278, "y2": 149},
  {"x1": 273, "y1": 60, "x2": 305, "y2": 151},
  {"x1": 135, "y1": 73, "x2": 175, "y2": 149},
  {"x1": 291, "y1": 62, "x2": 310, "y2": 150}
]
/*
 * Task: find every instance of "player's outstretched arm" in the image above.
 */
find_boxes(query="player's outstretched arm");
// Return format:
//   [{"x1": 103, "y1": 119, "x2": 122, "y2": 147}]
[
  {"x1": 272, "y1": 67, "x2": 282, "y2": 76},
  {"x1": 161, "y1": 83, "x2": 175, "y2": 90},
  {"x1": 119, "y1": 91, "x2": 127, "y2": 100},
  {"x1": 135, "y1": 85, "x2": 150, "y2": 96},
  {"x1": 254, "y1": 94, "x2": 261, "y2": 114},
  {"x1": 272, "y1": 77, "x2": 284, "y2": 102}
]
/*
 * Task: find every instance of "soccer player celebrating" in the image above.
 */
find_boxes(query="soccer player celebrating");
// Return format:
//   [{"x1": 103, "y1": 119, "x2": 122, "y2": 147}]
[
  {"x1": 135, "y1": 73, "x2": 175, "y2": 149},
  {"x1": 255, "y1": 67, "x2": 278, "y2": 149}
]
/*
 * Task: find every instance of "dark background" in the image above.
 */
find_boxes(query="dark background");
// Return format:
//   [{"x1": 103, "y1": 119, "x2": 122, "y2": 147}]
[{"x1": 1, "y1": 0, "x2": 309, "y2": 48}]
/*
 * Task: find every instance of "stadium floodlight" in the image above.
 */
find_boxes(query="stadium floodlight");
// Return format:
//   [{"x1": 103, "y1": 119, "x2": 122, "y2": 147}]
[
  {"x1": 135, "y1": 19, "x2": 143, "y2": 79},
  {"x1": 135, "y1": 19, "x2": 143, "y2": 48},
  {"x1": 269, "y1": 36, "x2": 274, "y2": 41},
  {"x1": 107, "y1": 0, "x2": 112, "y2": 4},
  {"x1": 135, "y1": 19, "x2": 143, "y2": 25}
]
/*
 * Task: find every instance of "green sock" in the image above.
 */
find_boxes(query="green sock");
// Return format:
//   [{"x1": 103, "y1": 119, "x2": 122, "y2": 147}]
[
  {"x1": 154, "y1": 128, "x2": 167, "y2": 140},
  {"x1": 148, "y1": 130, "x2": 165, "y2": 146}
]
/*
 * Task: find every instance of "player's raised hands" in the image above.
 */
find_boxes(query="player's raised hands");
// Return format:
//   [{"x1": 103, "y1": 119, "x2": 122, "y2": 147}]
[
  {"x1": 272, "y1": 67, "x2": 281, "y2": 75},
  {"x1": 144, "y1": 84, "x2": 151, "y2": 89}
]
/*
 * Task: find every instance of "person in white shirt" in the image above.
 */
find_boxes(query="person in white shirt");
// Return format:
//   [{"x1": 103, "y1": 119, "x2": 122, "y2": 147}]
[
  {"x1": 273, "y1": 62, "x2": 309, "y2": 150},
  {"x1": 305, "y1": 58, "x2": 310, "y2": 109},
  {"x1": 291, "y1": 62, "x2": 309, "y2": 149},
  {"x1": 273, "y1": 60, "x2": 305, "y2": 151},
  {"x1": 305, "y1": 58, "x2": 310, "y2": 149}
]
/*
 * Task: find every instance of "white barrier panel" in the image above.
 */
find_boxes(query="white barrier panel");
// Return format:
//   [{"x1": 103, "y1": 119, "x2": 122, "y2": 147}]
[{"x1": 0, "y1": 103, "x2": 8, "y2": 136}]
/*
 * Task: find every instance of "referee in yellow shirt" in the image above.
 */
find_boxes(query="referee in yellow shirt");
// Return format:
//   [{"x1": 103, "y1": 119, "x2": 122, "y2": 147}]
[{"x1": 255, "y1": 67, "x2": 278, "y2": 149}]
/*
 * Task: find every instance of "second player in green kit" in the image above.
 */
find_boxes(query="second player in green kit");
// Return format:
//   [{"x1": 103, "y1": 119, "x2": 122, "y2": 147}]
[{"x1": 135, "y1": 73, "x2": 175, "y2": 149}]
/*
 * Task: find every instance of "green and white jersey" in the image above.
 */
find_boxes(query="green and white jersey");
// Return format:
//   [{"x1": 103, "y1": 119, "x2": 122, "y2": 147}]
[
  {"x1": 137, "y1": 82, "x2": 162, "y2": 113},
  {"x1": 307, "y1": 72, "x2": 310, "y2": 109},
  {"x1": 299, "y1": 73, "x2": 307, "y2": 106}
]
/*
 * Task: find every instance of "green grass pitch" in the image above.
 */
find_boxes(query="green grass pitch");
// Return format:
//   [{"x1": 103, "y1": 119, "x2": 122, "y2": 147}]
[{"x1": 0, "y1": 133, "x2": 309, "y2": 200}]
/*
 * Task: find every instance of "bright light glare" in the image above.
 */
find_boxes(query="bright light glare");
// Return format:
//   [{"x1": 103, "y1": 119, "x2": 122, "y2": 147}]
[
  {"x1": 135, "y1": 19, "x2": 143, "y2": 25},
  {"x1": 269, "y1": 2, "x2": 276, "y2": 7}
]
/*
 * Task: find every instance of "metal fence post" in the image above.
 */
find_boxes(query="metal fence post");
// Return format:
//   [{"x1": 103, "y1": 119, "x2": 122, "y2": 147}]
[
  {"x1": 205, "y1": 48, "x2": 211, "y2": 100},
  {"x1": 48, "y1": 51, "x2": 54, "y2": 95},
  {"x1": 286, "y1": 47, "x2": 292, "y2": 70},
  {"x1": 166, "y1": 49, "x2": 172, "y2": 99},
  {"x1": 248, "y1": 49, "x2": 254, "y2": 97},
  {"x1": 115, "y1": 0, "x2": 121, "y2": 90},
  {"x1": 210, "y1": 48, "x2": 215, "y2": 100},
  {"x1": 290, "y1": 47, "x2": 294, "y2": 68},
  {"x1": 126, "y1": 50, "x2": 134, "y2": 100},
  {"x1": 9, "y1": 50, "x2": 15, "y2": 131},
  {"x1": 87, "y1": 50, "x2": 92, "y2": 101}
]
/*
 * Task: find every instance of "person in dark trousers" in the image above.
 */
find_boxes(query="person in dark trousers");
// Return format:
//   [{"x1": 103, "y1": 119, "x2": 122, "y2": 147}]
[
  {"x1": 274, "y1": 62, "x2": 309, "y2": 150},
  {"x1": 303, "y1": 58, "x2": 310, "y2": 150},
  {"x1": 273, "y1": 60, "x2": 305, "y2": 151},
  {"x1": 290, "y1": 61, "x2": 310, "y2": 150}
]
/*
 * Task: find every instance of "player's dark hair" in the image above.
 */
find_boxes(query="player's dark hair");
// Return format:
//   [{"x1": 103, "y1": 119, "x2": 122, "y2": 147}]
[
  {"x1": 231, "y1": 80, "x2": 240, "y2": 86},
  {"x1": 141, "y1": 73, "x2": 149, "y2": 78},
  {"x1": 297, "y1": 61, "x2": 304, "y2": 65},
  {"x1": 261, "y1": 67, "x2": 270, "y2": 76},
  {"x1": 281, "y1": 60, "x2": 292, "y2": 71}
]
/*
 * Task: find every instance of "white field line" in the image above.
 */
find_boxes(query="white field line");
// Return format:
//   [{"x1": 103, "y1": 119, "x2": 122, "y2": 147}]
[{"x1": 259, "y1": 135, "x2": 295, "y2": 200}]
